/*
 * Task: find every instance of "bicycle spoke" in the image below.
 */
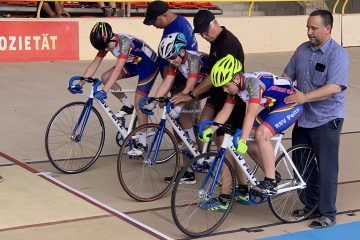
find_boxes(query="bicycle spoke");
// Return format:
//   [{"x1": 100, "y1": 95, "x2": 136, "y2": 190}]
[{"x1": 45, "y1": 102, "x2": 105, "y2": 173}]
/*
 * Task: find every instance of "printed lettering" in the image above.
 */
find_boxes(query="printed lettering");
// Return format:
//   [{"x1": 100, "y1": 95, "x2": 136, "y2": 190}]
[
  {"x1": 50, "y1": 36, "x2": 57, "y2": 50},
  {"x1": 33, "y1": 36, "x2": 41, "y2": 50},
  {"x1": 0, "y1": 36, "x2": 6, "y2": 51},
  {"x1": 9, "y1": 36, "x2": 16, "y2": 50},
  {"x1": 18, "y1": 36, "x2": 22, "y2": 50},
  {"x1": 0, "y1": 35, "x2": 58, "y2": 51},
  {"x1": 24, "y1": 36, "x2": 31, "y2": 50},
  {"x1": 172, "y1": 119, "x2": 200, "y2": 155},
  {"x1": 41, "y1": 34, "x2": 50, "y2": 50}
]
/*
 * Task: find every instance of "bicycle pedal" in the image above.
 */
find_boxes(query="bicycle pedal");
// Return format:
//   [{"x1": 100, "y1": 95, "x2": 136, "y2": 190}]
[{"x1": 249, "y1": 191, "x2": 268, "y2": 205}]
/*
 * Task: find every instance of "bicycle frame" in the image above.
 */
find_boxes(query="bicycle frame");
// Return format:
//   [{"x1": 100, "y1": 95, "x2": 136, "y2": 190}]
[
  {"x1": 72, "y1": 84, "x2": 137, "y2": 141},
  {"x1": 202, "y1": 132, "x2": 307, "y2": 198},
  {"x1": 144, "y1": 103, "x2": 208, "y2": 165}
]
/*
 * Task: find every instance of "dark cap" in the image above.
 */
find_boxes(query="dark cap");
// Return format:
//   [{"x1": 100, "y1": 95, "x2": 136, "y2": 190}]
[
  {"x1": 193, "y1": 10, "x2": 215, "y2": 33},
  {"x1": 143, "y1": 1, "x2": 170, "y2": 25}
]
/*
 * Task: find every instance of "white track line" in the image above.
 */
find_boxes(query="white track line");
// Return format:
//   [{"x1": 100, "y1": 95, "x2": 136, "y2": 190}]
[{"x1": 37, "y1": 172, "x2": 173, "y2": 240}]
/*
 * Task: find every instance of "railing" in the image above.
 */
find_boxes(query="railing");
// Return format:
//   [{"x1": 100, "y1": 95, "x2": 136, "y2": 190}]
[
  {"x1": 236, "y1": 0, "x2": 349, "y2": 16},
  {"x1": 5, "y1": 0, "x2": 350, "y2": 18}
]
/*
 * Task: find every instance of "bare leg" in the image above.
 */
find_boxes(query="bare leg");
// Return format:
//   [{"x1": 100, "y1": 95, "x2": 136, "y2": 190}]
[
  {"x1": 134, "y1": 93, "x2": 148, "y2": 126},
  {"x1": 255, "y1": 125, "x2": 275, "y2": 179},
  {"x1": 214, "y1": 135, "x2": 248, "y2": 194},
  {"x1": 126, "y1": 2, "x2": 131, "y2": 17}
]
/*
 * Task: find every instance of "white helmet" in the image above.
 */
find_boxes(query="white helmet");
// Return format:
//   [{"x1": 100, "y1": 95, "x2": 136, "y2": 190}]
[{"x1": 158, "y1": 32, "x2": 187, "y2": 59}]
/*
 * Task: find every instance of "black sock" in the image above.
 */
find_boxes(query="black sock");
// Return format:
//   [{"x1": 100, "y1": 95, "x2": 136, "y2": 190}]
[
  {"x1": 219, "y1": 194, "x2": 230, "y2": 204},
  {"x1": 264, "y1": 177, "x2": 276, "y2": 183},
  {"x1": 237, "y1": 184, "x2": 249, "y2": 195}
]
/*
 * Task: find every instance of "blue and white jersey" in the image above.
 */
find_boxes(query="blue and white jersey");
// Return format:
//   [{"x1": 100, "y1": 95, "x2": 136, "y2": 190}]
[
  {"x1": 97, "y1": 33, "x2": 157, "y2": 64},
  {"x1": 237, "y1": 72, "x2": 295, "y2": 107}
]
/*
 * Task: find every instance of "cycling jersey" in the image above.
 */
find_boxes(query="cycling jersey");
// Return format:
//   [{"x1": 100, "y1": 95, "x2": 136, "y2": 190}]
[
  {"x1": 97, "y1": 34, "x2": 157, "y2": 63},
  {"x1": 96, "y1": 33, "x2": 159, "y2": 96},
  {"x1": 237, "y1": 72, "x2": 295, "y2": 107},
  {"x1": 167, "y1": 50, "x2": 208, "y2": 83},
  {"x1": 227, "y1": 72, "x2": 303, "y2": 135}
]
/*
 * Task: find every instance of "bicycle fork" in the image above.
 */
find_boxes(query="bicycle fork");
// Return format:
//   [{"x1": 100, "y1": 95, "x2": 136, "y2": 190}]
[
  {"x1": 72, "y1": 99, "x2": 94, "y2": 142},
  {"x1": 199, "y1": 148, "x2": 227, "y2": 200},
  {"x1": 144, "y1": 119, "x2": 166, "y2": 165}
]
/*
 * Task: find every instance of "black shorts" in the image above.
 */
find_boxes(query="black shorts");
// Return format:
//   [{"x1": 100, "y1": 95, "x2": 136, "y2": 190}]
[{"x1": 206, "y1": 87, "x2": 246, "y2": 136}]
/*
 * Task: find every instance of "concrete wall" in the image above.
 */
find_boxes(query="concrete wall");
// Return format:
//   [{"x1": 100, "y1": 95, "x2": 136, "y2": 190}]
[
  {"x1": 78, "y1": 14, "x2": 342, "y2": 60},
  {"x1": 1, "y1": 13, "x2": 358, "y2": 61},
  {"x1": 342, "y1": 14, "x2": 360, "y2": 47}
]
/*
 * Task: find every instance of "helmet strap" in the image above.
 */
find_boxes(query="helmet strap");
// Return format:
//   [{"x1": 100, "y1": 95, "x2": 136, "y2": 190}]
[
  {"x1": 179, "y1": 48, "x2": 186, "y2": 63},
  {"x1": 229, "y1": 72, "x2": 241, "y2": 89}
]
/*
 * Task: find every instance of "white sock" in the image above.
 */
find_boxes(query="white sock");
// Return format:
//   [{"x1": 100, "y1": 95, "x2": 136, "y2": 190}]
[
  {"x1": 121, "y1": 97, "x2": 132, "y2": 108},
  {"x1": 185, "y1": 128, "x2": 196, "y2": 143},
  {"x1": 139, "y1": 132, "x2": 147, "y2": 147}
]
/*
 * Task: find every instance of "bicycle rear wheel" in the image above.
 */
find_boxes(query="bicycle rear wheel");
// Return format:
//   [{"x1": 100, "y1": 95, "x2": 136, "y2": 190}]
[
  {"x1": 45, "y1": 102, "x2": 105, "y2": 173},
  {"x1": 171, "y1": 152, "x2": 236, "y2": 237},
  {"x1": 117, "y1": 123, "x2": 180, "y2": 201},
  {"x1": 268, "y1": 144, "x2": 319, "y2": 222}
]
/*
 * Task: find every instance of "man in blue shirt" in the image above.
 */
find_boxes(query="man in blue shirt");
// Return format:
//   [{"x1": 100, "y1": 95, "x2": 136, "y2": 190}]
[
  {"x1": 143, "y1": 1, "x2": 199, "y2": 183},
  {"x1": 143, "y1": 0, "x2": 198, "y2": 78},
  {"x1": 283, "y1": 10, "x2": 349, "y2": 229}
]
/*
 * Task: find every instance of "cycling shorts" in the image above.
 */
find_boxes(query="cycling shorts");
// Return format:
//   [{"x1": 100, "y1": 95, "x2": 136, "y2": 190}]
[
  {"x1": 253, "y1": 101, "x2": 303, "y2": 134},
  {"x1": 122, "y1": 59, "x2": 159, "y2": 96}
]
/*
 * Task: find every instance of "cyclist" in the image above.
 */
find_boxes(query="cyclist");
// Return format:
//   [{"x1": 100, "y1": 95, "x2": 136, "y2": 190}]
[
  {"x1": 69, "y1": 22, "x2": 159, "y2": 149},
  {"x1": 143, "y1": 32, "x2": 208, "y2": 184},
  {"x1": 200, "y1": 54, "x2": 303, "y2": 210}
]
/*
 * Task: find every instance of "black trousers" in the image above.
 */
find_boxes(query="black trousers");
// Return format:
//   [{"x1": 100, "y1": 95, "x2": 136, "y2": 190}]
[{"x1": 292, "y1": 118, "x2": 343, "y2": 221}]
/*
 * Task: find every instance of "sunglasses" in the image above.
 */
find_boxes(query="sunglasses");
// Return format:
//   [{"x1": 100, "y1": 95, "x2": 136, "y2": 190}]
[{"x1": 168, "y1": 55, "x2": 178, "y2": 60}]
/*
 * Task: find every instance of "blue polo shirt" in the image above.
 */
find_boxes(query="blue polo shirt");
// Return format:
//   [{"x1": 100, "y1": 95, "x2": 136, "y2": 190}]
[
  {"x1": 162, "y1": 15, "x2": 198, "y2": 51},
  {"x1": 284, "y1": 38, "x2": 349, "y2": 128}
]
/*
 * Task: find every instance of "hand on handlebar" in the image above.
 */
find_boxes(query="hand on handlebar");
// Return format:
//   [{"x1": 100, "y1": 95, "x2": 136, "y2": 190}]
[
  {"x1": 94, "y1": 89, "x2": 107, "y2": 100},
  {"x1": 143, "y1": 102, "x2": 156, "y2": 111},
  {"x1": 199, "y1": 128, "x2": 213, "y2": 143},
  {"x1": 68, "y1": 84, "x2": 83, "y2": 94},
  {"x1": 234, "y1": 139, "x2": 248, "y2": 155}
]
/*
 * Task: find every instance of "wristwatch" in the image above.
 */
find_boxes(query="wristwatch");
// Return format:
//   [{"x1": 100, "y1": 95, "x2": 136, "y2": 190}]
[{"x1": 188, "y1": 91, "x2": 196, "y2": 99}]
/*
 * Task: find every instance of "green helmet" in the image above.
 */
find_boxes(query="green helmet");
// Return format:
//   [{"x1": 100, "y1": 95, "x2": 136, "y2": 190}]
[{"x1": 211, "y1": 54, "x2": 243, "y2": 87}]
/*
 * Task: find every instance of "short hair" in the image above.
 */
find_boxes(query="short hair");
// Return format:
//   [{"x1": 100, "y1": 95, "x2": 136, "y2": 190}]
[{"x1": 310, "y1": 10, "x2": 333, "y2": 30}]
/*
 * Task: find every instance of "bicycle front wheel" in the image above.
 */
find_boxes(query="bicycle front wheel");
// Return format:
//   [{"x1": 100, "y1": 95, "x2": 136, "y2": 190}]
[
  {"x1": 268, "y1": 144, "x2": 319, "y2": 222},
  {"x1": 45, "y1": 102, "x2": 105, "y2": 174},
  {"x1": 171, "y1": 152, "x2": 236, "y2": 237},
  {"x1": 117, "y1": 123, "x2": 180, "y2": 201}
]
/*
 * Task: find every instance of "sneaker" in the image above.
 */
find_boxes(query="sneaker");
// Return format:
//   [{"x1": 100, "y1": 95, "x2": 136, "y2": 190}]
[
  {"x1": 127, "y1": 143, "x2": 146, "y2": 156},
  {"x1": 199, "y1": 197, "x2": 229, "y2": 212},
  {"x1": 234, "y1": 189, "x2": 251, "y2": 205},
  {"x1": 115, "y1": 105, "x2": 134, "y2": 118},
  {"x1": 292, "y1": 207, "x2": 320, "y2": 219},
  {"x1": 251, "y1": 179, "x2": 278, "y2": 195},
  {"x1": 164, "y1": 170, "x2": 196, "y2": 184}
]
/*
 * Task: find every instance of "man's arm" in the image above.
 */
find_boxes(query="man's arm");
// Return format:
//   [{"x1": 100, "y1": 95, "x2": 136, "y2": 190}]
[
  {"x1": 171, "y1": 74, "x2": 212, "y2": 105},
  {"x1": 284, "y1": 84, "x2": 342, "y2": 106}
]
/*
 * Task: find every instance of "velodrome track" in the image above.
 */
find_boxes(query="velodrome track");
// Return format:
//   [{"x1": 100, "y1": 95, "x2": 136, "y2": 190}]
[{"x1": 0, "y1": 48, "x2": 360, "y2": 239}]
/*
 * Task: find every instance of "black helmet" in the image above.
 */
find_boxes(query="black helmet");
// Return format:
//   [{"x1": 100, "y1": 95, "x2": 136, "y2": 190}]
[{"x1": 89, "y1": 22, "x2": 114, "y2": 51}]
